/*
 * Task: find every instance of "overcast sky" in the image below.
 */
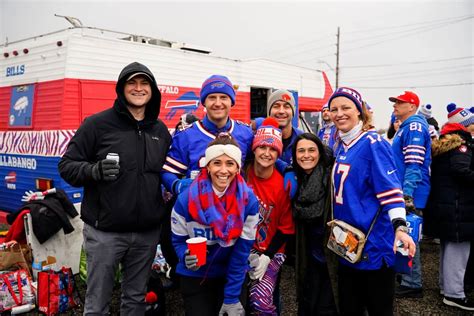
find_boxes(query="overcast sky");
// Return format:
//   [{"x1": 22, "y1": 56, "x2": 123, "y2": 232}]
[{"x1": 1, "y1": 0, "x2": 472, "y2": 128}]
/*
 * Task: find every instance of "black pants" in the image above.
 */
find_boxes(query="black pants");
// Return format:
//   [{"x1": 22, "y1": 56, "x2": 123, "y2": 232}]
[
  {"x1": 180, "y1": 276, "x2": 227, "y2": 316},
  {"x1": 338, "y1": 264, "x2": 395, "y2": 316},
  {"x1": 160, "y1": 198, "x2": 179, "y2": 279},
  {"x1": 298, "y1": 259, "x2": 338, "y2": 316}
]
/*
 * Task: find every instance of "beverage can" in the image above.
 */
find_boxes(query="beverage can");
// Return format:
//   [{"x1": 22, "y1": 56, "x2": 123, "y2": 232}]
[
  {"x1": 106, "y1": 153, "x2": 120, "y2": 165},
  {"x1": 190, "y1": 170, "x2": 200, "y2": 180}
]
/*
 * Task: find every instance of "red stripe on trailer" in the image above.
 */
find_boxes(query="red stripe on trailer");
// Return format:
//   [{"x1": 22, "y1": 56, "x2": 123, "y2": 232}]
[
  {"x1": 0, "y1": 210, "x2": 8, "y2": 225},
  {"x1": 0, "y1": 79, "x2": 254, "y2": 132}
]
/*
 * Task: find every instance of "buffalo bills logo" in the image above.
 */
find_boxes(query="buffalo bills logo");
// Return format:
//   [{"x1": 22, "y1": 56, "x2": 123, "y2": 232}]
[
  {"x1": 210, "y1": 82, "x2": 225, "y2": 89},
  {"x1": 165, "y1": 91, "x2": 199, "y2": 121},
  {"x1": 339, "y1": 87, "x2": 362, "y2": 103},
  {"x1": 5, "y1": 171, "x2": 16, "y2": 183},
  {"x1": 459, "y1": 110, "x2": 469, "y2": 117}
]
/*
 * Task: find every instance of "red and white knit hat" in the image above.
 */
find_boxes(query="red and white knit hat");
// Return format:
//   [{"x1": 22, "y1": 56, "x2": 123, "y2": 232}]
[
  {"x1": 252, "y1": 117, "x2": 283, "y2": 156},
  {"x1": 447, "y1": 103, "x2": 474, "y2": 127}
]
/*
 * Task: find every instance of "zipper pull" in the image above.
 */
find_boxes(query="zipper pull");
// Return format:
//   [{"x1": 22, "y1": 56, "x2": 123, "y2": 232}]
[{"x1": 137, "y1": 123, "x2": 142, "y2": 136}]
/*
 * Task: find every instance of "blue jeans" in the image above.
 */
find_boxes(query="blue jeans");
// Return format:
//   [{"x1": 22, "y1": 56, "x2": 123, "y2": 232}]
[{"x1": 400, "y1": 242, "x2": 422, "y2": 289}]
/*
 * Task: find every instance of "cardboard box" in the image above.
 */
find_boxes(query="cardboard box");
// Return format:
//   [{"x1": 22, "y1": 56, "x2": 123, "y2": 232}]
[{"x1": 406, "y1": 213, "x2": 423, "y2": 243}]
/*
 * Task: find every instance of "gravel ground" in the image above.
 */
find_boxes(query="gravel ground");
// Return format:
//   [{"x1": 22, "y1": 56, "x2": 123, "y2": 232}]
[
  {"x1": 76, "y1": 240, "x2": 474, "y2": 315},
  {"x1": 1, "y1": 222, "x2": 472, "y2": 316}
]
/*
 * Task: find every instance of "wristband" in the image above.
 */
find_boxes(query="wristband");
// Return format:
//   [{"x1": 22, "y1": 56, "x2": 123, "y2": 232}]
[
  {"x1": 396, "y1": 225, "x2": 409, "y2": 234},
  {"x1": 392, "y1": 218, "x2": 407, "y2": 232}
]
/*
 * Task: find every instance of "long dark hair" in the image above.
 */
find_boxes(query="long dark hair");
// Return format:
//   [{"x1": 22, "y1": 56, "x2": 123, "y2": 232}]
[
  {"x1": 387, "y1": 122, "x2": 397, "y2": 140},
  {"x1": 292, "y1": 133, "x2": 331, "y2": 177}
]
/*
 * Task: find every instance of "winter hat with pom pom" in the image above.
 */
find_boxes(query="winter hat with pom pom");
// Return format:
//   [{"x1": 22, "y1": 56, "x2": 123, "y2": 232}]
[
  {"x1": 447, "y1": 103, "x2": 474, "y2": 127},
  {"x1": 418, "y1": 104, "x2": 432, "y2": 119},
  {"x1": 252, "y1": 117, "x2": 283, "y2": 156}
]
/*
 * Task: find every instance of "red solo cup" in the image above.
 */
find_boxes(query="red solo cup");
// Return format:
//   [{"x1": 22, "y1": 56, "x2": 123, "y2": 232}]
[{"x1": 186, "y1": 237, "x2": 207, "y2": 266}]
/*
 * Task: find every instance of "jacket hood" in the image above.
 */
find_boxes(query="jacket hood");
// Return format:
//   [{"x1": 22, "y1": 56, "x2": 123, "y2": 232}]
[
  {"x1": 432, "y1": 123, "x2": 472, "y2": 157},
  {"x1": 400, "y1": 114, "x2": 428, "y2": 128},
  {"x1": 440, "y1": 122, "x2": 467, "y2": 136},
  {"x1": 115, "y1": 62, "x2": 161, "y2": 121}
]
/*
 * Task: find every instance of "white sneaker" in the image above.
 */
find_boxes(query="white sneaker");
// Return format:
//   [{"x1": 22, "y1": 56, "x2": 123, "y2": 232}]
[{"x1": 443, "y1": 296, "x2": 474, "y2": 311}]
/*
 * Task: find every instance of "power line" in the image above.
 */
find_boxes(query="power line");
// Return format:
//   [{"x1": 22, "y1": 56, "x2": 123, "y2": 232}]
[
  {"x1": 343, "y1": 15, "x2": 473, "y2": 44},
  {"x1": 291, "y1": 19, "x2": 472, "y2": 66},
  {"x1": 267, "y1": 14, "x2": 473, "y2": 60},
  {"x1": 353, "y1": 82, "x2": 474, "y2": 89},
  {"x1": 342, "y1": 56, "x2": 474, "y2": 69},
  {"x1": 260, "y1": 33, "x2": 335, "y2": 58},
  {"x1": 341, "y1": 16, "x2": 473, "y2": 53},
  {"x1": 346, "y1": 68, "x2": 473, "y2": 82},
  {"x1": 343, "y1": 63, "x2": 473, "y2": 81},
  {"x1": 343, "y1": 16, "x2": 472, "y2": 46},
  {"x1": 291, "y1": 52, "x2": 336, "y2": 66},
  {"x1": 274, "y1": 14, "x2": 473, "y2": 70},
  {"x1": 344, "y1": 14, "x2": 474, "y2": 34},
  {"x1": 270, "y1": 42, "x2": 335, "y2": 60}
]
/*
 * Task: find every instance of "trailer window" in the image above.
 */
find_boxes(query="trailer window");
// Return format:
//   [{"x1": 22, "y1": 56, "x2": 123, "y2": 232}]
[
  {"x1": 300, "y1": 111, "x2": 321, "y2": 134},
  {"x1": 250, "y1": 88, "x2": 269, "y2": 119}
]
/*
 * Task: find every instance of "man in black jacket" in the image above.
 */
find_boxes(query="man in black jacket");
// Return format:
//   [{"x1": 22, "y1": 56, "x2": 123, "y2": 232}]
[
  {"x1": 59, "y1": 62, "x2": 171, "y2": 315},
  {"x1": 424, "y1": 104, "x2": 474, "y2": 311}
]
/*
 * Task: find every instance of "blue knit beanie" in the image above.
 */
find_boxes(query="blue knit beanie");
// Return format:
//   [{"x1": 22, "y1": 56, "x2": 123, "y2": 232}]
[
  {"x1": 200, "y1": 75, "x2": 236, "y2": 106},
  {"x1": 328, "y1": 87, "x2": 364, "y2": 115}
]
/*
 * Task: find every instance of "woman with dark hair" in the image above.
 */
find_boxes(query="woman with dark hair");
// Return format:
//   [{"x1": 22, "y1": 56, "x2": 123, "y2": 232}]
[
  {"x1": 386, "y1": 115, "x2": 402, "y2": 143},
  {"x1": 171, "y1": 133, "x2": 259, "y2": 316},
  {"x1": 292, "y1": 132, "x2": 338, "y2": 315}
]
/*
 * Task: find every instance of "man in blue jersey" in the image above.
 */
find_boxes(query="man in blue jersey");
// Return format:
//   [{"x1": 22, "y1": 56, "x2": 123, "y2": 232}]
[
  {"x1": 390, "y1": 91, "x2": 431, "y2": 298},
  {"x1": 267, "y1": 89, "x2": 303, "y2": 164},
  {"x1": 317, "y1": 103, "x2": 337, "y2": 150},
  {"x1": 161, "y1": 74, "x2": 254, "y2": 195}
]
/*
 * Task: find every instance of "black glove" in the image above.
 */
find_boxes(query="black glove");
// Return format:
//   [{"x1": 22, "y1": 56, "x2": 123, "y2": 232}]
[
  {"x1": 91, "y1": 159, "x2": 120, "y2": 181},
  {"x1": 404, "y1": 195, "x2": 416, "y2": 214}
]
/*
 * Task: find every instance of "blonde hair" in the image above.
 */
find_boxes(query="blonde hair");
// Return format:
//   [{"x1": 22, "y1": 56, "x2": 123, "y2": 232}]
[{"x1": 361, "y1": 101, "x2": 374, "y2": 131}]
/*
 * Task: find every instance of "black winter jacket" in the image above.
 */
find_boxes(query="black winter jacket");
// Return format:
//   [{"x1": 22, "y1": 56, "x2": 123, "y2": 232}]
[
  {"x1": 424, "y1": 123, "x2": 474, "y2": 241},
  {"x1": 58, "y1": 62, "x2": 171, "y2": 232}
]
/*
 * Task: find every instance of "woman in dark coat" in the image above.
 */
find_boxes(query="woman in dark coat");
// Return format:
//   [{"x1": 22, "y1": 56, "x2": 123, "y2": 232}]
[
  {"x1": 292, "y1": 133, "x2": 338, "y2": 315},
  {"x1": 424, "y1": 104, "x2": 474, "y2": 311}
]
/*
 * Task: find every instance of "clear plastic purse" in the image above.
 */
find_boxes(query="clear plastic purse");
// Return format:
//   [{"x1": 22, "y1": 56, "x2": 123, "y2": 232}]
[{"x1": 327, "y1": 219, "x2": 368, "y2": 263}]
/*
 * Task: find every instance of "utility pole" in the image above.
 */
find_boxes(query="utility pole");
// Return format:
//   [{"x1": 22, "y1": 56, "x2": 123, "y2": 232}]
[{"x1": 335, "y1": 27, "x2": 340, "y2": 89}]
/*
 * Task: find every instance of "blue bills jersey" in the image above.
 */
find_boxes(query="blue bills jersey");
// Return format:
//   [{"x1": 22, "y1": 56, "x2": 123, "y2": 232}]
[
  {"x1": 318, "y1": 123, "x2": 337, "y2": 150},
  {"x1": 332, "y1": 131, "x2": 405, "y2": 270},
  {"x1": 392, "y1": 114, "x2": 431, "y2": 208},
  {"x1": 162, "y1": 116, "x2": 254, "y2": 190}
]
